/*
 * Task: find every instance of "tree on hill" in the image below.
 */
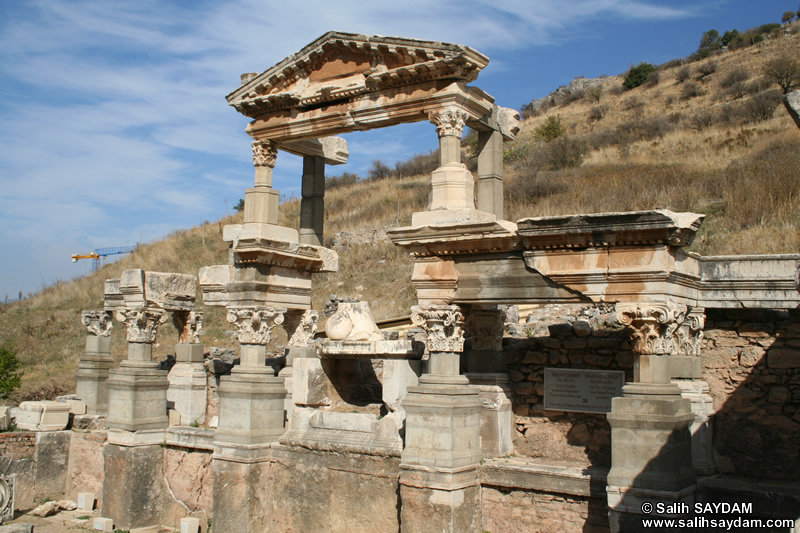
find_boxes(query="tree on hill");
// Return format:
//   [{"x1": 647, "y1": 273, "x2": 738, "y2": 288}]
[
  {"x1": 534, "y1": 115, "x2": 566, "y2": 142},
  {"x1": 782, "y1": 11, "x2": 796, "y2": 24},
  {"x1": 623, "y1": 63, "x2": 656, "y2": 90},
  {"x1": 763, "y1": 54, "x2": 800, "y2": 94},
  {"x1": 721, "y1": 29, "x2": 740, "y2": 47}
]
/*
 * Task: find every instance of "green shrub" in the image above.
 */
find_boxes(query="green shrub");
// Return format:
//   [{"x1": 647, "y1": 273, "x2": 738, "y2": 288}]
[
  {"x1": 534, "y1": 115, "x2": 566, "y2": 142},
  {"x1": 623, "y1": 63, "x2": 656, "y2": 90},
  {"x1": 0, "y1": 344, "x2": 22, "y2": 400},
  {"x1": 326, "y1": 172, "x2": 360, "y2": 189},
  {"x1": 644, "y1": 71, "x2": 660, "y2": 88},
  {"x1": 546, "y1": 136, "x2": 586, "y2": 170}
]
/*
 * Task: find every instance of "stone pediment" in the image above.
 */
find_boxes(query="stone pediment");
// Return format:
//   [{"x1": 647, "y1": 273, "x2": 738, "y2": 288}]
[{"x1": 227, "y1": 31, "x2": 490, "y2": 119}]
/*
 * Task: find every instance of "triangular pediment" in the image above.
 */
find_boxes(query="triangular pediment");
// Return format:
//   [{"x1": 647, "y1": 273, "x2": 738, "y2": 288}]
[{"x1": 227, "y1": 32, "x2": 489, "y2": 118}]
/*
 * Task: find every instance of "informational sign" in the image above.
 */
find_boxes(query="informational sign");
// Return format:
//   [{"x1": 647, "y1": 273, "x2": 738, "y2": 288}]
[{"x1": 544, "y1": 368, "x2": 625, "y2": 414}]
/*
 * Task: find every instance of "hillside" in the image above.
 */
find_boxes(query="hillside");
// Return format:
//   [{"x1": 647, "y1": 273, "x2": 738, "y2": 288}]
[{"x1": 1, "y1": 26, "x2": 799, "y2": 402}]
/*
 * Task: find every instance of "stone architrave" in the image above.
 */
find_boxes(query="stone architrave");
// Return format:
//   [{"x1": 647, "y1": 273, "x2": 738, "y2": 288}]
[{"x1": 76, "y1": 310, "x2": 115, "y2": 415}]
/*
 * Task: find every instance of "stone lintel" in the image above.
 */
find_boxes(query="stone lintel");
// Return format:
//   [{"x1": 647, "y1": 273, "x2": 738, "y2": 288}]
[
  {"x1": 118, "y1": 269, "x2": 198, "y2": 312},
  {"x1": 388, "y1": 218, "x2": 519, "y2": 257},
  {"x1": 399, "y1": 464, "x2": 480, "y2": 491},
  {"x1": 480, "y1": 459, "x2": 608, "y2": 498},
  {"x1": 317, "y1": 339, "x2": 425, "y2": 359},
  {"x1": 517, "y1": 209, "x2": 704, "y2": 249},
  {"x1": 280, "y1": 137, "x2": 349, "y2": 165},
  {"x1": 697, "y1": 253, "x2": 800, "y2": 309}
]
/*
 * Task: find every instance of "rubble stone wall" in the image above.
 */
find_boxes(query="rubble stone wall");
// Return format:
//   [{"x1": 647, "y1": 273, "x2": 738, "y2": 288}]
[
  {"x1": 703, "y1": 308, "x2": 800, "y2": 480},
  {"x1": 504, "y1": 305, "x2": 800, "y2": 481}
]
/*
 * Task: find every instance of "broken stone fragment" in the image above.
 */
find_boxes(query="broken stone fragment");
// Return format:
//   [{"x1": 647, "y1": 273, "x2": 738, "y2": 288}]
[
  {"x1": 119, "y1": 269, "x2": 197, "y2": 311},
  {"x1": 30, "y1": 501, "x2": 59, "y2": 517}
]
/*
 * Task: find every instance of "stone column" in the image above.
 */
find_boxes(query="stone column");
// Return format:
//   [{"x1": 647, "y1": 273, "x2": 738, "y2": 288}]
[
  {"x1": 106, "y1": 308, "x2": 170, "y2": 434},
  {"x1": 669, "y1": 307, "x2": 715, "y2": 475},
  {"x1": 244, "y1": 139, "x2": 280, "y2": 225},
  {"x1": 213, "y1": 306, "x2": 288, "y2": 532},
  {"x1": 167, "y1": 311, "x2": 206, "y2": 426},
  {"x1": 476, "y1": 128, "x2": 504, "y2": 218},
  {"x1": 281, "y1": 309, "x2": 319, "y2": 425},
  {"x1": 411, "y1": 107, "x2": 476, "y2": 228},
  {"x1": 75, "y1": 310, "x2": 114, "y2": 415},
  {"x1": 606, "y1": 302, "x2": 696, "y2": 533},
  {"x1": 214, "y1": 306, "x2": 288, "y2": 457},
  {"x1": 464, "y1": 307, "x2": 513, "y2": 457},
  {"x1": 400, "y1": 305, "x2": 483, "y2": 533},
  {"x1": 300, "y1": 156, "x2": 325, "y2": 246}
]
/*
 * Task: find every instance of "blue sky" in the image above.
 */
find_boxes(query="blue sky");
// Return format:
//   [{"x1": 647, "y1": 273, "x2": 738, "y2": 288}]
[{"x1": 0, "y1": 0, "x2": 795, "y2": 299}]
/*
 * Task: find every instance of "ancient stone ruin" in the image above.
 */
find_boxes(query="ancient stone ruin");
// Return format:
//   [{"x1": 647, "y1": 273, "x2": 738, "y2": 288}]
[{"x1": 3, "y1": 32, "x2": 800, "y2": 532}]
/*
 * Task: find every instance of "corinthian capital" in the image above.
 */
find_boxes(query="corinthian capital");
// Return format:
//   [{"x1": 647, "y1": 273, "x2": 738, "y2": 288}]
[
  {"x1": 252, "y1": 139, "x2": 278, "y2": 167},
  {"x1": 288, "y1": 310, "x2": 319, "y2": 347},
  {"x1": 173, "y1": 311, "x2": 204, "y2": 344},
  {"x1": 616, "y1": 302, "x2": 704, "y2": 356},
  {"x1": 115, "y1": 308, "x2": 168, "y2": 343},
  {"x1": 411, "y1": 304, "x2": 465, "y2": 353},
  {"x1": 428, "y1": 107, "x2": 468, "y2": 138},
  {"x1": 227, "y1": 306, "x2": 285, "y2": 345},
  {"x1": 81, "y1": 310, "x2": 113, "y2": 337},
  {"x1": 465, "y1": 308, "x2": 505, "y2": 352}
]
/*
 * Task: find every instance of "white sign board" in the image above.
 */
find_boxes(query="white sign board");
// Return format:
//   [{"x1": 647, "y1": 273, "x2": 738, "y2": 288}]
[{"x1": 544, "y1": 368, "x2": 625, "y2": 413}]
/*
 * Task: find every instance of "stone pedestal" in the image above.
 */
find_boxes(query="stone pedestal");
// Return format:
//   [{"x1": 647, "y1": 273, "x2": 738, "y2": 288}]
[
  {"x1": 674, "y1": 379, "x2": 715, "y2": 475},
  {"x1": 606, "y1": 382, "x2": 696, "y2": 533},
  {"x1": 466, "y1": 372, "x2": 513, "y2": 457},
  {"x1": 106, "y1": 341, "x2": 169, "y2": 432},
  {"x1": 101, "y1": 443, "x2": 167, "y2": 530},
  {"x1": 167, "y1": 344, "x2": 207, "y2": 426},
  {"x1": 76, "y1": 335, "x2": 114, "y2": 416},
  {"x1": 106, "y1": 360, "x2": 169, "y2": 432}
]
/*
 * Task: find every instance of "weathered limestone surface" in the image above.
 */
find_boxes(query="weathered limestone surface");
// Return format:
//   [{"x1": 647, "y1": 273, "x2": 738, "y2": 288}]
[
  {"x1": 33, "y1": 432, "x2": 71, "y2": 504},
  {"x1": 268, "y1": 446, "x2": 400, "y2": 533},
  {"x1": 163, "y1": 447, "x2": 212, "y2": 516},
  {"x1": 212, "y1": 458, "x2": 272, "y2": 533},
  {"x1": 66, "y1": 431, "x2": 106, "y2": 504},
  {"x1": 118, "y1": 269, "x2": 197, "y2": 311},
  {"x1": 15, "y1": 402, "x2": 70, "y2": 432}
]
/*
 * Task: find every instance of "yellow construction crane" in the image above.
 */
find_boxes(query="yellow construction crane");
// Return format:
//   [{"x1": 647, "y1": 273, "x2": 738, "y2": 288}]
[{"x1": 71, "y1": 246, "x2": 136, "y2": 272}]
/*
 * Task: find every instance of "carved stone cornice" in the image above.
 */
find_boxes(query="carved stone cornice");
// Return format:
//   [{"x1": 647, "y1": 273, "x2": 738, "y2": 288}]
[
  {"x1": 81, "y1": 310, "x2": 113, "y2": 337},
  {"x1": 464, "y1": 308, "x2": 505, "y2": 352},
  {"x1": 411, "y1": 304, "x2": 465, "y2": 353},
  {"x1": 115, "y1": 308, "x2": 168, "y2": 343},
  {"x1": 173, "y1": 311, "x2": 204, "y2": 344},
  {"x1": 227, "y1": 306, "x2": 285, "y2": 345},
  {"x1": 288, "y1": 310, "x2": 319, "y2": 347},
  {"x1": 616, "y1": 302, "x2": 704, "y2": 356},
  {"x1": 252, "y1": 139, "x2": 278, "y2": 168},
  {"x1": 429, "y1": 107, "x2": 468, "y2": 138}
]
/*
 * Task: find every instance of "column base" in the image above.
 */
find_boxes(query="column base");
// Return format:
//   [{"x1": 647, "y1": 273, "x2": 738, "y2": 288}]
[
  {"x1": 465, "y1": 372, "x2": 513, "y2": 457},
  {"x1": 399, "y1": 467, "x2": 481, "y2": 533},
  {"x1": 76, "y1": 353, "x2": 114, "y2": 416},
  {"x1": 167, "y1": 362, "x2": 207, "y2": 426}
]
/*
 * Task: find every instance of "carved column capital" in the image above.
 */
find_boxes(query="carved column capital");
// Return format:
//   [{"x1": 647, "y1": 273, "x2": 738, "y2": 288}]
[
  {"x1": 115, "y1": 308, "x2": 168, "y2": 343},
  {"x1": 288, "y1": 310, "x2": 319, "y2": 347},
  {"x1": 428, "y1": 107, "x2": 468, "y2": 138},
  {"x1": 81, "y1": 310, "x2": 113, "y2": 337},
  {"x1": 616, "y1": 302, "x2": 704, "y2": 356},
  {"x1": 465, "y1": 308, "x2": 505, "y2": 352},
  {"x1": 411, "y1": 304, "x2": 465, "y2": 353},
  {"x1": 173, "y1": 311, "x2": 204, "y2": 344},
  {"x1": 252, "y1": 139, "x2": 278, "y2": 168},
  {"x1": 227, "y1": 306, "x2": 285, "y2": 345}
]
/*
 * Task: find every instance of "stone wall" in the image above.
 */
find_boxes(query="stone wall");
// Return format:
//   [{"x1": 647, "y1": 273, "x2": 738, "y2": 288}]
[
  {"x1": 504, "y1": 305, "x2": 800, "y2": 482},
  {"x1": 503, "y1": 305, "x2": 631, "y2": 467},
  {"x1": 66, "y1": 431, "x2": 106, "y2": 503},
  {"x1": 481, "y1": 487, "x2": 608, "y2": 533},
  {"x1": 702, "y1": 308, "x2": 800, "y2": 480}
]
